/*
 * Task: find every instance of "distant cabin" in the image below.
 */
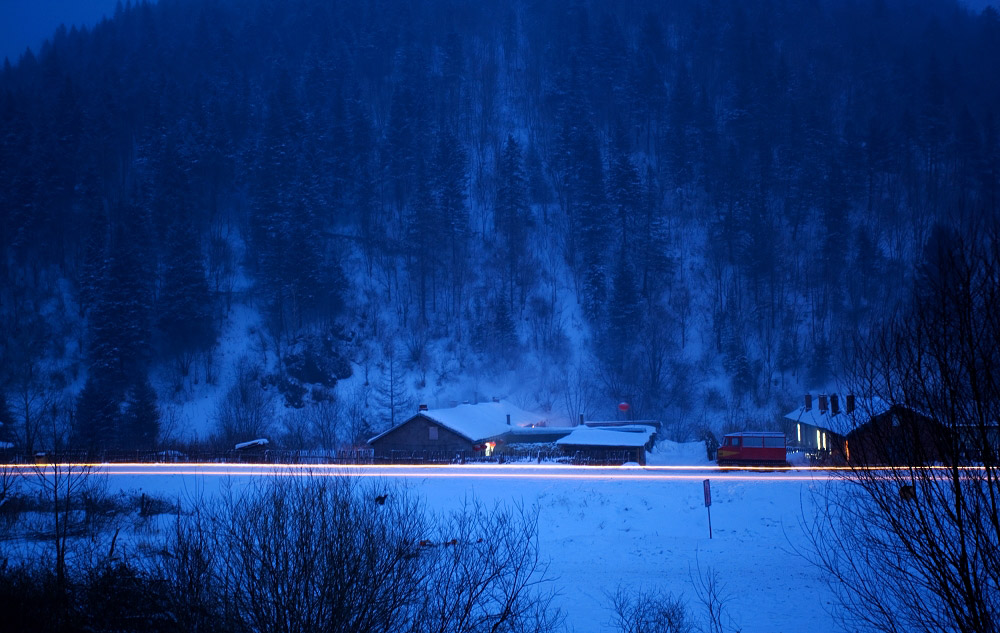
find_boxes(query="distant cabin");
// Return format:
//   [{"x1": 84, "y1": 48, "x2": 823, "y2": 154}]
[
  {"x1": 555, "y1": 424, "x2": 657, "y2": 465},
  {"x1": 368, "y1": 401, "x2": 660, "y2": 465},
  {"x1": 368, "y1": 401, "x2": 566, "y2": 462}
]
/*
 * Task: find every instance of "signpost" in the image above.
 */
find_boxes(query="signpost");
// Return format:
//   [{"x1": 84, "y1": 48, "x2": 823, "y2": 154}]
[{"x1": 703, "y1": 478, "x2": 712, "y2": 539}]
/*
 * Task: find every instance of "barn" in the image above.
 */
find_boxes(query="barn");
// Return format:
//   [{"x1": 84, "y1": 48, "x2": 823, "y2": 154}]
[{"x1": 368, "y1": 400, "x2": 557, "y2": 462}]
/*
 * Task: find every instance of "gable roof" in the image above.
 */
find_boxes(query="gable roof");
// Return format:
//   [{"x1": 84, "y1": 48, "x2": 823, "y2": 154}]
[
  {"x1": 783, "y1": 396, "x2": 891, "y2": 435},
  {"x1": 369, "y1": 400, "x2": 553, "y2": 444}
]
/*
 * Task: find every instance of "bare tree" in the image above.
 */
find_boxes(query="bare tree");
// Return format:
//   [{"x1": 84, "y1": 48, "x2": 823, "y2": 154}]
[
  {"x1": 690, "y1": 564, "x2": 737, "y2": 633},
  {"x1": 26, "y1": 461, "x2": 97, "y2": 592},
  {"x1": 608, "y1": 585, "x2": 691, "y2": 633},
  {"x1": 374, "y1": 340, "x2": 413, "y2": 430},
  {"x1": 0, "y1": 308, "x2": 47, "y2": 454},
  {"x1": 562, "y1": 365, "x2": 597, "y2": 425},
  {"x1": 156, "y1": 475, "x2": 563, "y2": 633},
  {"x1": 806, "y1": 225, "x2": 1000, "y2": 633},
  {"x1": 214, "y1": 357, "x2": 274, "y2": 445},
  {"x1": 415, "y1": 500, "x2": 562, "y2": 633},
  {"x1": 308, "y1": 398, "x2": 344, "y2": 449},
  {"x1": 0, "y1": 462, "x2": 20, "y2": 537},
  {"x1": 210, "y1": 476, "x2": 428, "y2": 633}
]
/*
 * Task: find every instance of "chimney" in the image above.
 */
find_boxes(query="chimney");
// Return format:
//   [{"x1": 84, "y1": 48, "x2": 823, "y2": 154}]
[
  {"x1": 418, "y1": 404, "x2": 428, "y2": 411},
  {"x1": 830, "y1": 393, "x2": 840, "y2": 415},
  {"x1": 819, "y1": 394, "x2": 828, "y2": 413},
  {"x1": 846, "y1": 394, "x2": 856, "y2": 414},
  {"x1": 805, "y1": 394, "x2": 812, "y2": 411},
  {"x1": 506, "y1": 414, "x2": 511, "y2": 426},
  {"x1": 579, "y1": 413, "x2": 584, "y2": 426}
]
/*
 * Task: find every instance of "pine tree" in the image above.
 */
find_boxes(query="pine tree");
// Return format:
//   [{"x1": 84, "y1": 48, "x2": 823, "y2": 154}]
[
  {"x1": 572, "y1": 124, "x2": 609, "y2": 322},
  {"x1": 608, "y1": 124, "x2": 641, "y2": 252},
  {"x1": 74, "y1": 375, "x2": 119, "y2": 452},
  {"x1": 524, "y1": 142, "x2": 553, "y2": 217},
  {"x1": 494, "y1": 135, "x2": 529, "y2": 310},
  {"x1": 385, "y1": 85, "x2": 417, "y2": 212},
  {"x1": 121, "y1": 377, "x2": 160, "y2": 449},
  {"x1": 606, "y1": 248, "x2": 641, "y2": 367},
  {"x1": 491, "y1": 295, "x2": 519, "y2": 367},
  {"x1": 78, "y1": 205, "x2": 108, "y2": 317},
  {"x1": 88, "y1": 211, "x2": 154, "y2": 392},
  {"x1": 433, "y1": 128, "x2": 469, "y2": 316},
  {"x1": 638, "y1": 165, "x2": 672, "y2": 299},
  {"x1": 159, "y1": 212, "x2": 216, "y2": 375},
  {"x1": 406, "y1": 158, "x2": 440, "y2": 323},
  {"x1": 0, "y1": 391, "x2": 14, "y2": 447}
]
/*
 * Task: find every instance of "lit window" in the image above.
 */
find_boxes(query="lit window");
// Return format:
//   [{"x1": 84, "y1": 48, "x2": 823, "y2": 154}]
[
  {"x1": 797, "y1": 424, "x2": 801, "y2": 443},
  {"x1": 484, "y1": 441, "x2": 496, "y2": 456},
  {"x1": 429, "y1": 426, "x2": 438, "y2": 440},
  {"x1": 816, "y1": 429, "x2": 821, "y2": 448}
]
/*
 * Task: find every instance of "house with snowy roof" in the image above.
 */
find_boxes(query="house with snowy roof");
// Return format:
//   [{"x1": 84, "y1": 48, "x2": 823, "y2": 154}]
[
  {"x1": 368, "y1": 400, "x2": 566, "y2": 461},
  {"x1": 781, "y1": 393, "x2": 886, "y2": 457},
  {"x1": 555, "y1": 425, "x2": 656, "y2": 465},
  {"x1": 783, "y1": 393, "x2": 955, "y2": 464}
]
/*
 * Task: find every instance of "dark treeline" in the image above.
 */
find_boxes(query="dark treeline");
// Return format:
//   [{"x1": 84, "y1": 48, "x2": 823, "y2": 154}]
[{"x1": 1, "y1": 0, "x2": 999, "y2": 449}]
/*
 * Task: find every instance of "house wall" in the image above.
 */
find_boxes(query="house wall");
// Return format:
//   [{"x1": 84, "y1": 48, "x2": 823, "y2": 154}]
[
  {"x1": 781, "y1": 419, "x2": 842, "y2": 453},
  {"x1": 846, "y1": 409, "x2": 948, "y2": 465},
  {"x1": 370, "y1": 415, "x2": 475, "y2": 456}
]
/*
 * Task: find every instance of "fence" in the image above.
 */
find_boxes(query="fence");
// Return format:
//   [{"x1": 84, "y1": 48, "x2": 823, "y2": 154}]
[
  {"x1": 1, "y1": 448, "x2": 376, "y2": 465},
  {"x1": 2, "y1": 447, "x2": 637, "y2": 467}
]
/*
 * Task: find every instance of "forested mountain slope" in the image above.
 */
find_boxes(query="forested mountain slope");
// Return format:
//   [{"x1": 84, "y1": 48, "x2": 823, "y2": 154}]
[{"x1": 1, "y1": 0, "x2": 998, "y2": 450}]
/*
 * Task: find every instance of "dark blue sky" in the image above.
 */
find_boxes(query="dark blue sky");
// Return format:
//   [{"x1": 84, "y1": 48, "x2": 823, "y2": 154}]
[{"x1": 0, "y1": 0, "x2": 122, "y2": 64}]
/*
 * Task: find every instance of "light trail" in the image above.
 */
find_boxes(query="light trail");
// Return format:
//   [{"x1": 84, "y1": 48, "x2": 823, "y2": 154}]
[
  {"x1": 4, "y1": 462, "x2": 989, "y2": 472},
  {"x1": 8, "y1": 462, "x2": 983, "y2": 483},
  {"x1": 11, "y1": 469, "x2": 825, "y2": 482}
]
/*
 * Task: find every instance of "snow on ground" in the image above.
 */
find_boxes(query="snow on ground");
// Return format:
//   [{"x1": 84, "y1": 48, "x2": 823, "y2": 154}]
[
  {"x1": 86, "y1": 454, "x2": 836, "y2": 633},
  {"x1": 647, "y1": 439, "x2": 713, "y2": 465}
]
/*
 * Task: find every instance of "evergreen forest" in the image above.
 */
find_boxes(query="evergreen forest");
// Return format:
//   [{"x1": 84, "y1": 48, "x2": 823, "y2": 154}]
[{"x1": 1, "y1": 0, "x2": 999, "y2": 450}]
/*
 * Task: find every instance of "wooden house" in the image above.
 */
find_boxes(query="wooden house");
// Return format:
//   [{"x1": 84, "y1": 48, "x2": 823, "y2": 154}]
[
  {"x1": 782, "y1": 393, "x2": 885, "y2": 460},
  {"x1": 845, "y1": 405, "x2": 951, "y2": 466},
  {"x1": 368, "y1": 401, "x2": 560, "y2": 461}
]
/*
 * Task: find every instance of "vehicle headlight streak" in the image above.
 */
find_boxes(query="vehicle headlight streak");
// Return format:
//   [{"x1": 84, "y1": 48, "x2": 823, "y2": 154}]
[{"x1": 6, "y1": 462, "x2": 988, "y2": 482}]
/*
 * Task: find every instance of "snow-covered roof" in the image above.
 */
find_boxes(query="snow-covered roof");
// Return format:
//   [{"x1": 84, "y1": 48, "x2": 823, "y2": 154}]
[
  {"x1": 235, "y1": 438, "x2": 269, "y2": 450},
  {"x1": 556, "y1": 426, "x2": 653, "y2": 448},
  {"x1": 783, "y1": 396, "x2": 891, "y2": 435},
  {"x1": 0, "y1": 441, "x2": 12, "y2": 450},
  {"x1": 370, "y1": 400, "x2": 553, "y2": 444}
]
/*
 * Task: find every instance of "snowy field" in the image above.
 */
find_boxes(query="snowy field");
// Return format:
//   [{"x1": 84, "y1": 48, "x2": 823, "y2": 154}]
[{"x1": 44, "y1": 442, "x2": 837, "y2": 633}]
